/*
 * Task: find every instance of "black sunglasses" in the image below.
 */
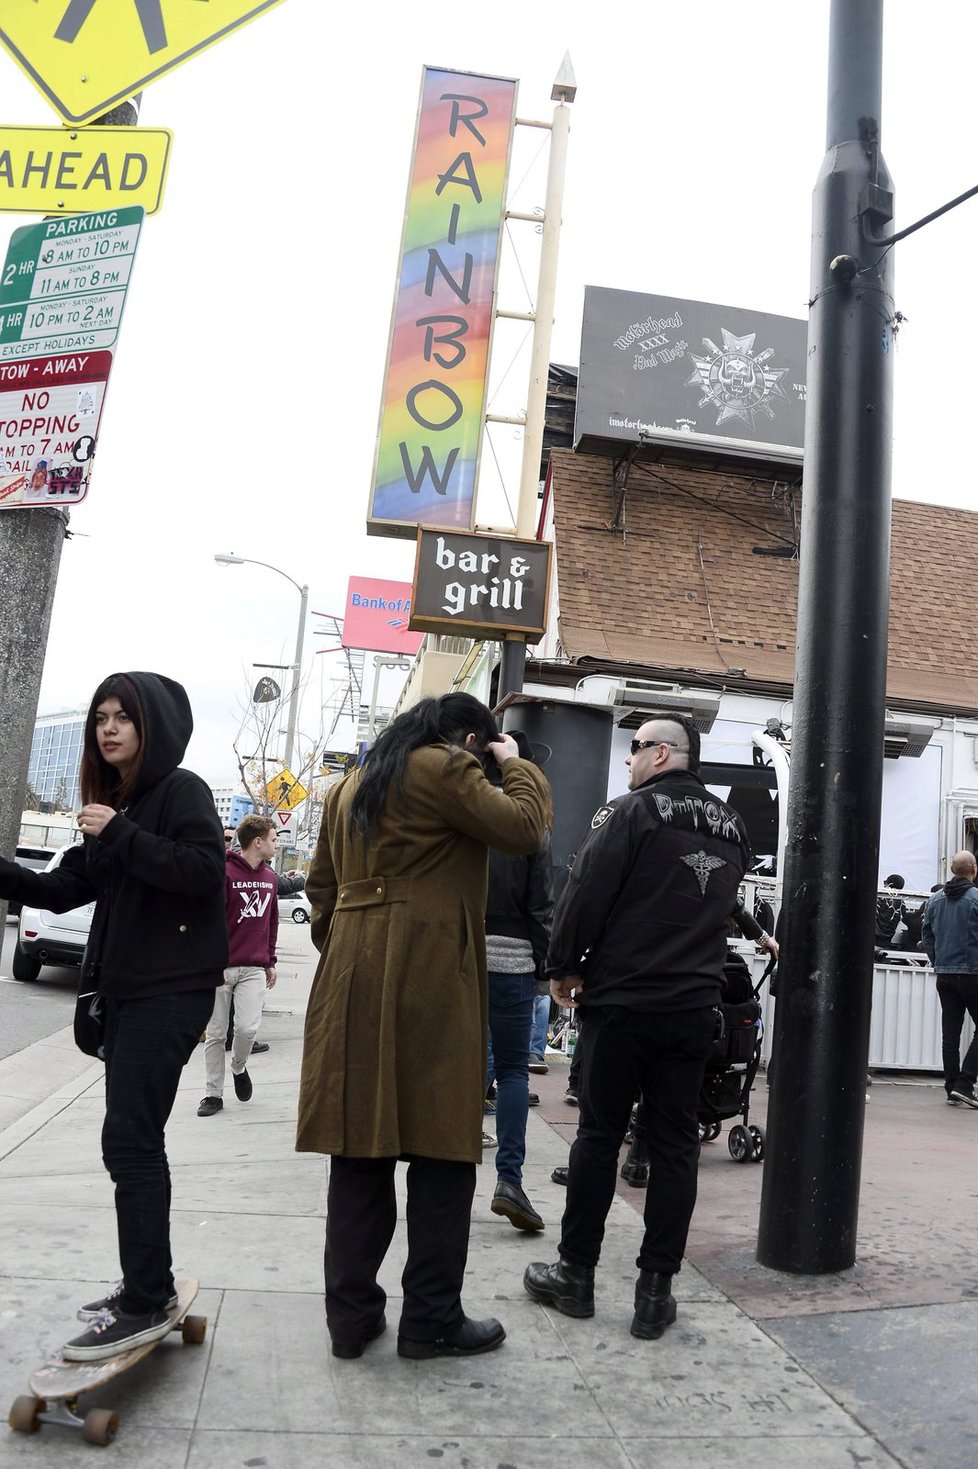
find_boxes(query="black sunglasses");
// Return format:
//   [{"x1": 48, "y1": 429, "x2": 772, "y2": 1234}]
[{"x1": 630, "y1": 738, "x2": 687, "y2": 755}]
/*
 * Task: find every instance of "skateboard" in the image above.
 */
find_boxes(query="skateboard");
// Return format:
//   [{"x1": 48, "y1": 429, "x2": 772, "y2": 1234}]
[{"x1": 8, "y1": 1278, "x2": 206, "y2": 1447}]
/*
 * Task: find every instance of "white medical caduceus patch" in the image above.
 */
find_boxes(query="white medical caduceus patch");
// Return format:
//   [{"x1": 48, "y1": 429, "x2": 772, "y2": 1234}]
[{"x1": 680, "y1": 850, "x2": 726, "y2": 896}]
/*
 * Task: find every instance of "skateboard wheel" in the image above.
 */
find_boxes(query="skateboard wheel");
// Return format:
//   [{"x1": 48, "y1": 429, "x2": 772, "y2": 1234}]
[
  {"x1": 9, "y1": 1394, "x2": 44, "y2": 1433},
  {"x1": 82, "y1": 1407, "x2": 119, "y2": 1445},
  {"x1": 181, "y1": 1315, "x2": 207, "y2": 1345}
]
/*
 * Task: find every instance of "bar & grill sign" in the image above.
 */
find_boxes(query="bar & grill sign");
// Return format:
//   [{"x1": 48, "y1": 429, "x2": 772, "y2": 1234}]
[{"x1": 410, "y1": 528, "x2": 552, "y2": 640}]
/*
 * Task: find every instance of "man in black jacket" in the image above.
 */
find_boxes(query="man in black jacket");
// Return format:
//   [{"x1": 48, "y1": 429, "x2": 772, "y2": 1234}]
[{"x1": 524, "y1": 713, "x2": 750, "y2": 1340}]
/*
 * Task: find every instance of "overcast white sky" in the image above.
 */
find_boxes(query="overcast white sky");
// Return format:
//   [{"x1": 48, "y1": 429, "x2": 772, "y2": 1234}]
[{"x1": 2, "y1": 2, "x2": 975, "y2": 785}]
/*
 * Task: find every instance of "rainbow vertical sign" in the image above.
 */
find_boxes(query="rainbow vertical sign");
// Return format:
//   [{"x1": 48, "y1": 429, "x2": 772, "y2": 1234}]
[{"x1": 367, "y1": 67, "x2": 518, "y2": 538}]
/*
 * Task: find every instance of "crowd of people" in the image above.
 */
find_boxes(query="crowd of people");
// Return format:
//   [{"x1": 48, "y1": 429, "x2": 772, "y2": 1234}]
[{"x1": 0, "y1": 677, "x2": 792, "y2": 1365}]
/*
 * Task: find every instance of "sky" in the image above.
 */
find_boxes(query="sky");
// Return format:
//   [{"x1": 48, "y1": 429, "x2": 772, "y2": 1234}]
[{"x1": 1, "y1": 1, "x2": 975, "y2": 788}]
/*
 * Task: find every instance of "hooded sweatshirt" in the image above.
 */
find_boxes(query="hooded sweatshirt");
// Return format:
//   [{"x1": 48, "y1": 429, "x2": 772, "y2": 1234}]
[
  {"x1": 922, "y1": 876, "x2": 978, "y2": 974},
  {"x1": 0, "y1": 671, "x2": 229, "y2": 997},
  {"x1": 225, "y1": 851, "x2": 279, "y2": 968}
]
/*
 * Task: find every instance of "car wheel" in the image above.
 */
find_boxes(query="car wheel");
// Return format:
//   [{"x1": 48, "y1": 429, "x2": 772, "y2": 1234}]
[
  {"x1": 292, "y1": 907, "x2": 309, "y2": 923},
  {"x1": 11, "y1": 946, "x2": 41, "y2": 982}
]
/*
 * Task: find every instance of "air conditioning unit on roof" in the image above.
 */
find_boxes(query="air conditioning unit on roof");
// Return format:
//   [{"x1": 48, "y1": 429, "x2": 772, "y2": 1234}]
[
  {"x1": 611, "y1": 682, "x2": 721, "y2": 733},
  {"x1": 883, "y1": 718, "x2": 935, "y2": 759}
]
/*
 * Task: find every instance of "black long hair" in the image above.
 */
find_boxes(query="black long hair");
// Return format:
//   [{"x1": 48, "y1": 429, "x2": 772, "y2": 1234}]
[
  {"x1": 79, "y1": 673, "x2": 147, "y2": 808},
  {"x1": 349, "y1": 692, "x2": 498, "y2": 840}
]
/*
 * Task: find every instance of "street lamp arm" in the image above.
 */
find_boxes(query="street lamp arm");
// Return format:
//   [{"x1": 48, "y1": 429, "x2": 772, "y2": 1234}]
[{"x1": 213, "y1": 553, "x2": 306, "y2": 597}]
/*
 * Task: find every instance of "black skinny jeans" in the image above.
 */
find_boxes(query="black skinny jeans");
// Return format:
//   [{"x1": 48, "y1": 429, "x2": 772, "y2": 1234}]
[
  {"x1": 102, "y1": 989, "x2": 215, "y2": 1315},
  {"x1": 560, "y1": 1003, "x2": 716, "y2": 1275},
  {"x1": 935, "y1": 973, "x2": 978, "y2": 1095}
]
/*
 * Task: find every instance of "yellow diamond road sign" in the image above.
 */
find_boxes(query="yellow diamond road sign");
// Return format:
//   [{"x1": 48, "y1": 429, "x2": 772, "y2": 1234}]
[
  {"x1": 266, "y1": 768, "x2": 308, "y2": 813},
  {"x1": 0, "y1": 1, "x2": 286, "y2": 125}
]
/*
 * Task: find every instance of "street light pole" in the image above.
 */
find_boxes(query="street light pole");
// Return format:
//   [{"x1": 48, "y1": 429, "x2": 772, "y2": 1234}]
[{"x1": 214, "y1": 550, "x2": 309, "y2": 777}]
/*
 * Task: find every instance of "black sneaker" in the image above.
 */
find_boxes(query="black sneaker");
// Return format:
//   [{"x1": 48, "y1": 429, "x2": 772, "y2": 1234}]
[
  {"x1": 233, "y1": 1068, "x2": 253, "y2": 1101},
  {"x1": 250, "y1": 1040, "x2": 270, "y2": 1055},
  {"x1": 62, "y1": 1306, "x2": 171, "y2": 1361},
  {"x1": 197, "y1": 1096, "x2": 223, "y2": 1117},
  {"x1": 77, "y1": 1281, "x2": 177, "y2": 1323},
  {"x1": 950, "y1": 1085, "x2": 978, "y2": 1109},
  {"x1": 564, "y1": 1088, "x2": 579, "y2": 1107}
]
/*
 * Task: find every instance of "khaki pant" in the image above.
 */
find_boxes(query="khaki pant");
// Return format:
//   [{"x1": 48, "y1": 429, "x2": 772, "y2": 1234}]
[{"x1": 203, "y1": 966, "x2": 265, "y2": 1097}]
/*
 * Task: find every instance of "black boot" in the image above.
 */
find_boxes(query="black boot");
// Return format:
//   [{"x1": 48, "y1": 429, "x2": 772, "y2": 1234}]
[
  {"x1": 523, "y1": 1258, "x2": 594, "y2": 1318},
  {"x1": 620, "y1": 1136, "x2": 650, "y2": 1187},
  {"x1": 631, "y1": 1270, "x2": 676, "y2": 1339}
]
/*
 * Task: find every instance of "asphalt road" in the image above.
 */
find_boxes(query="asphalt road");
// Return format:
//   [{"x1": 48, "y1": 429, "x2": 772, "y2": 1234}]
[{"x1": 0, "y1": 915, "x2": 79, "y2": 1061}]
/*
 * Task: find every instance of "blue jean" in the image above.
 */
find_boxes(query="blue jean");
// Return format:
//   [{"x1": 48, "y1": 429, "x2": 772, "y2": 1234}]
[
  {"x1": 486, "y1": 971, "x2": 535, "y2": 1183},
  {"x1": 529, "y1": 994, "x2": 550, "y2": 1062}
]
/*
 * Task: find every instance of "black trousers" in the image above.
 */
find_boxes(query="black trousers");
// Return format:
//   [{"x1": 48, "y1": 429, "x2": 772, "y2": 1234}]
[
  {"x1": 324, "y1": 1154, "x2": 476, "y2": 1345},
  {"x1": 102, "y1": 989, "x2": 214, "y2": 1314},
  {"x1": 936, "y1": 973, "x2": 978, "y2": 1094},
  {"x1": 560, "y1": 1003, "x2": 716, "y2": 1275}
]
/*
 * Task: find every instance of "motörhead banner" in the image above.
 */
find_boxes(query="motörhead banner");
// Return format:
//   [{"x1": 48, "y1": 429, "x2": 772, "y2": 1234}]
[{"x1": 575, "y1": 286, "x2": 807, "y2": 465}]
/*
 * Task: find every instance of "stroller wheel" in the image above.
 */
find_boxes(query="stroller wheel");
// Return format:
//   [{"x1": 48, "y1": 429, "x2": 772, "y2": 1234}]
[
  {"x1": 699, "y1": 1120, "x2": 722, "y2": 1143},
  {"x1": 748, "y1": 1124, "x2": 766, "y2": 1162},
  {"x1": 728, "y1": 1124, "x2": 756, "y2": 1163}
]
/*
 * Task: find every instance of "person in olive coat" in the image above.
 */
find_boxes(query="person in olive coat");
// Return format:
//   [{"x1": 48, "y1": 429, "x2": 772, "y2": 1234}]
[{"x1": 296, "y1": 692, "x2": 548, "y2": 1363}]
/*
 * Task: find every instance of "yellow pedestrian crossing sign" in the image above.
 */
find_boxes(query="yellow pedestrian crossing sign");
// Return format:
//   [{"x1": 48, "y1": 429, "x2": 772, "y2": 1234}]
[
  {"x1": 0, "y1": 1, "x2": 286, "y2": 125},
  {"x1": 265, "y1": 768, "x2": 307, "y2": 813}
]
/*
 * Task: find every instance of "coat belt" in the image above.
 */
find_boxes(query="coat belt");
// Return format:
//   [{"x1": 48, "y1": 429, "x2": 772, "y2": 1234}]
[{"x1": 335, "y1": 876, "x2": 411, "y2": 910}]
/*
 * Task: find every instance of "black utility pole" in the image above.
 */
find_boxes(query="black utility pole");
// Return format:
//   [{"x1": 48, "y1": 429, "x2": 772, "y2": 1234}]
[{"x1": 757, "y1": 0, "x2": 895, "y2": 1273}]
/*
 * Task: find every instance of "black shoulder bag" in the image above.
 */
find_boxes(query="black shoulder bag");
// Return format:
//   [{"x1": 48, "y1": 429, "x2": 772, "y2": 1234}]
[{"x1": 73, "y1": 943, "x2": 105, "y2": 1060}]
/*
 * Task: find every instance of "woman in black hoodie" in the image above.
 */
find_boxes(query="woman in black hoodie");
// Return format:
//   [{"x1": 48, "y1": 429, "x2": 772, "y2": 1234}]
[{"x1": 0, "y1": 672, "x2": 227, "y2": 1361}]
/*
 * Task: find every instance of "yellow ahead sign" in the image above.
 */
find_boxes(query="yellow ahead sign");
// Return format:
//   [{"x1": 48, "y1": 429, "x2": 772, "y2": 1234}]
[
  {"x1": 0, "y1": 1, "x2": 286, "y2": 125},
  {"x1": 0, "y1": 125, "x2": 172, "y2": 215}
]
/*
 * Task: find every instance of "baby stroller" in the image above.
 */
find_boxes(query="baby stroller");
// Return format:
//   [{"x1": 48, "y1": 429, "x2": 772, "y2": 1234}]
[{"x1": 697, "y1": 948, "x2": 770, "y2": 1163}]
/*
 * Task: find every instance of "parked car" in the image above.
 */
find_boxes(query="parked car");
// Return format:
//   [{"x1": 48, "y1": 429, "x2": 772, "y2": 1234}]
[
  {"x1": 278, "y1": 890, "x2": 311, "y2": 924},
  {"x1": 7, "y1": 843, "x2": 58, "y2": 919},
  {"x1": 13, "y1": 847, "x2": 93, "y2": 982}
]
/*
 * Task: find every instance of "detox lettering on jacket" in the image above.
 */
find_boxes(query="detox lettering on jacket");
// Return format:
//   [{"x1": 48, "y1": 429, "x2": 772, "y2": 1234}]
[{"x1": 653, "y1": 791, "x2": 742, "y2": 841}]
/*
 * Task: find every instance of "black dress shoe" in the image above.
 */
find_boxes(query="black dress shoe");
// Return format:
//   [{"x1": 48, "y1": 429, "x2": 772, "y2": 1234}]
[
  {"x1": 331, "y1": 1316, "x2": 386, "y2": 1359},
  {"x1": 491, "y1": 1180, "x2": 544, "y2": 1231},
  {"x1": 631, "y1": 1270, "x2": 677, "y2": 1339},
  {"x1": 551, "y1": 1165, "x2": 569, "y2": 1186},
  {"x1": 523, "y1": 1258, "x2": 594, "y2": 1317},
  {"x1": 397, "y1": 1315, "x2": 506, "y2": 1359}
]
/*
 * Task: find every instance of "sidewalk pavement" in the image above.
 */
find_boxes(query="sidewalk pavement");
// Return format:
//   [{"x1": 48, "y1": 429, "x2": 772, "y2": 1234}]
[{"x1": 0, "y1": 951, "x2": 974, "y2": 1466}]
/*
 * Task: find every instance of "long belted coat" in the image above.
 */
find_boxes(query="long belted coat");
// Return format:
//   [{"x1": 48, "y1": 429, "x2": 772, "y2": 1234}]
[{"x1": 295, "y1": 743, "x2": 549, "y2": 1165}]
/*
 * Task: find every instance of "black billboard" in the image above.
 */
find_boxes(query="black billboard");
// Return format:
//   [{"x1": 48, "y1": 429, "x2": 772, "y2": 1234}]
[{"x1": 575, "y1": 286, "x2": 807, "y2": 464}]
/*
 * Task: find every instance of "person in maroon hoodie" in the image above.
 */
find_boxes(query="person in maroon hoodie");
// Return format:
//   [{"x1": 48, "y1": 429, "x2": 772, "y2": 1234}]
[{"x1": 198, "y1": 813, "x2": 279, "y2": 1116}]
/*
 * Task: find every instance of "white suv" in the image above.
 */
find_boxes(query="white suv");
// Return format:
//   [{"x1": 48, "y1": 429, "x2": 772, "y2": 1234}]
[{"x1": 13, "y1": 847, "x2": 93, "y2": 983}]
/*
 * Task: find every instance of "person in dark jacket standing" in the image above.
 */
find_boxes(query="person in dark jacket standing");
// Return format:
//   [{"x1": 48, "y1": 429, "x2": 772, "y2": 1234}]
[
  {"x1": 484, "y1": 733, "x2": 554, "y2": 1232},
  {"x1": 922, "y1": 851, "x2": 978, "y2": 1107},
  {"x1": 524, "y1": 713, "x2": 750, "y2": 1340},
  {"x1": 0, "y1": 672, "x2": 227, "y2": 1361}
]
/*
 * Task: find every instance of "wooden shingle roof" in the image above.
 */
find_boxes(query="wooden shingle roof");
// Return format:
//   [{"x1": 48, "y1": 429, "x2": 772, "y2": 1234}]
[{"x1": 548, "y1": 447, "x2": 978, "y2": 715}]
